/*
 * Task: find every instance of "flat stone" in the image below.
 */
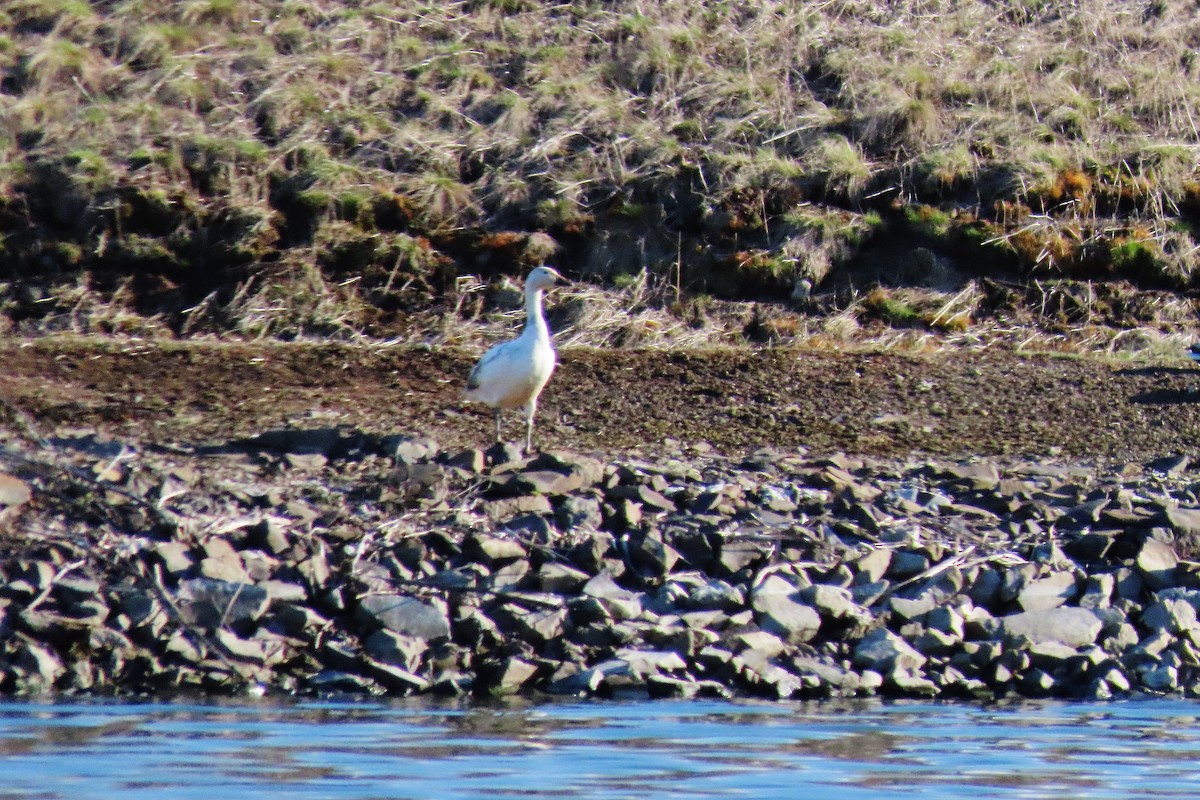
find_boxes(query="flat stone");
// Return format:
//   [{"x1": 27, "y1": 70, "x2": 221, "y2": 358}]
[
  {"x1": 852, "y1": 628, "x2": 926, "y2": 673},
  {"x1": 493, "y1": 602, "x2": 568, "y2": 644},
  {"x1": 536, "y1": 562, "x2": 591, "y2": 594},
  {"x1": 215, "y1": 629, "x2": 267, "y2": 664},
  {"x1": 1136, "y1": 538, "x2": 1179, "y2": 590},
  {"x1": 1142, "y1": 598, "x2": 1199, "y2": 634},
  {"x1": 1079, "y1": 573, "x2": 1114, "y2": 610},
  {"x1": 854, "y1": 549, "x2": 892, "y2": 583},
  {"x1": 1000, "y1": 607, "x2": 1103, "y2": 648},
  {"x1": 1148, "y1": 455, "x2": 1190, "y2": 476},
  {"x1": 800, "y1": 585, "x2": 857, "y2": 619},
  {"x1": 751, "y1": 576, "x2": 821, "y2": 644},
  {"x1": 926, "y1": 606, "x2": 965, "y2": 640},
  {"x1": 364, "y1": 629, "x2": 427, "y2": 671},
  {"x1": 515, "y1": 470, "x2": 584, "y2": 495},
  {"x1": 636, "y1": 486, "x2": 677, "y2": 513},
  {"x1": 678, "y1": 578, "x2": 744, "y2": 612},
  {"x1": 888, "y1": 551, "x2": 931, "y2": 579},
  {"x1": 582, "y1": 572, "x2": 643, "y2": 621},
  {"x1": 175, "y1": 578, "x2": 270, "y2": 629},
  {"x1": 153, "y1": 541, "x2": 195, "y2": 576},
  {"x1": 464, "y1": 533, "x2": 527, "y2": 564},
  {"x1": 0, "y1": 474, "x2": 32, "y2": 507},
  {"x1": 735, "y1": 631, "x2": 788, "y2": 659},
  {"x1": 356, "y1": 594, "x2": 451, "y2": 640},
  {"x1": 889, "y1": 590, "x2": 940, "y2": 621},
  {"x1": 368, "y1": 661, "x2": 431, "y2": 693},
  {"x1": 630, "y1": 530, "x2": 680, "y2": 576},
  {"x1": 1017, "y1": 571, "x2": 1078, "y2": 612},
  {"x1": 614, "y1": 648, "x2": 688, "y2": 676},
  {"x1": 556, "y1": 495, "x2": 604, "y2": 531}
]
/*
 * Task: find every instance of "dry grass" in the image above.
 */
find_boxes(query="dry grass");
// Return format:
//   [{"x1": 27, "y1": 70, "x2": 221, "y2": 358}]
[{"x1": 0, "y1": 0, "x2": 1199, "y2": 346}]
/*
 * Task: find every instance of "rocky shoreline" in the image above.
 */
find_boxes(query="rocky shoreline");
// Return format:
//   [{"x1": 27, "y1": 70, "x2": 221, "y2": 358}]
[{"x1": 3, "y1": 425, "x2": 1200, "y2": 702}]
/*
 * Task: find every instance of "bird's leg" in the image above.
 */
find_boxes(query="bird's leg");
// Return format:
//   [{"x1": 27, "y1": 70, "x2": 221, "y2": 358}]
[
  {"x1": 524, "y1": 401, "x2": 537, "y2": 454},
  {"x1": 493, "y1": 407, "x2": 503, "y2": 443}
]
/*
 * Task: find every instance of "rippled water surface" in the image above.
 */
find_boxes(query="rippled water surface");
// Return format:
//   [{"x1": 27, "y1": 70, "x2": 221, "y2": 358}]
[{"x1": 2, "y1": 697, "x2": 1199, "y2": 799}]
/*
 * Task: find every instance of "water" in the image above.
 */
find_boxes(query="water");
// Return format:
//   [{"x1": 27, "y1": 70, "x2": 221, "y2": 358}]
[{"x1": 1, "y1": 697, "x2": 1199, "y2": 799}]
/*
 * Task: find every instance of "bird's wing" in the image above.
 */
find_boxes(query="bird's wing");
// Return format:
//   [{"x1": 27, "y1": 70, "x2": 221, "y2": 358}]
[{"x1": 467, "y1": 340, "x2": 514, "y2": 390}]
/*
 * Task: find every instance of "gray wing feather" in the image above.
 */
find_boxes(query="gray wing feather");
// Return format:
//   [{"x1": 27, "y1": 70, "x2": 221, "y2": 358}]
[{"x1": 467, "y1": 341, "x2": 511, "y2": 390}]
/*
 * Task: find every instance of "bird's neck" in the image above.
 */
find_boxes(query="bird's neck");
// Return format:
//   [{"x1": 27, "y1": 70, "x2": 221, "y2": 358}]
[{"x1": 524, "y1": 286, "x2": 550, "y2": 341}]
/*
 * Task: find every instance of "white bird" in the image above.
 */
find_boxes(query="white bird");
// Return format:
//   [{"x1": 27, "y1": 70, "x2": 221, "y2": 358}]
[{"x1": 465, "y1": 266, "x2": 563, "y2": 453}]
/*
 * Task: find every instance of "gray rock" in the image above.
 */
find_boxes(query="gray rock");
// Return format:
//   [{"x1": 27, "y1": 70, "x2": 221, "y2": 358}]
[
  {"x1": 215, "y1": 629, "x2": 267, "y2": 664},
  {"x1": 851, "y1": 579, "x2": 890, "y2": 607},
  {"x1": 852, "y1": 628, "x2": 926, "y2": 673},
  {"x1": 889, "y1": 589, "x2": 941, "y2": 621},
  {"x1": 582, "y1": 572, "x2": 643, "y2": 620},
  {"x1": 492, "y1": 602, "x2": 568, "y2": 645},
  {"x1": 1136, "y1": 538, "x2": 1179, "y2": 590},
  {"x1": 515, "y1": 469, "x2": 584, "y2": 495},
  {"x1": 912, "y1": 627, "x2": 959, "y2": 656},
  {"x1": 630, "y1": 530, "x2": 680, "y2": 576},
  {"x1": 536, "y1": 562, "x2": 590, "y2": 594},
  {"x1": 888, "y1": 551, "x2": 931, "y2": 579},
  {"x1": 735, "y1": 649, "x2": 803, "y2": 699},
  {"x1": 556, "y1": 495, "x2": 604, "y2": 531},
  {"x1": 1163, "y1": 504, "x2": 1200, "y2": 537},
  {"x1": 481, "y1": 560, "x2": 530, "y2": 592},
  {"x1": 854, "y1": 549, "x2": 892, "y2": 583},
  {"x1": 669, "y1": 577, "x2": 744, "y2": 612},
  {"x1": 1141, "y1": 598, "x2": 1199, "y2": 634},
  {"x1": 735, "y1": 630, "x2": 788, "y2": 659},
  {"x1": 1148, "y1": 454, "x2": 1190, "y2": 476},
  {"x1": 967, "y1": 566, "x2": 1003, "y2": 607},
  {"x1": 614, "y1": 648, "x2": 688, "y2": 676},
  {"x1": 1113, "y1": 567, "x2": 1144, "y2": 601},
  {"x1": 364, "y1": 629, "x2": 427, "y2": 671},
  {"x1": 11, "y1": 639, "x2": 64, "y2": 690},
  {"x1": 1017, "y1": 571, "x2": 1078, "y2": 612},
  {"x1": 1000, "y1": 607, "x2": 1103, "y2": 648},
  {"x1": 791, "y1": 656, "x2": 859, "y2": 690},
  {"x1": 1138, "y1": 662, "x2": 1179, "y2": 692},
  {"x1": 1079, "y1": 573, "x2": 1114, "y2": 610},
  {"x1": 0, "y1": 474, "x2": 32, "y2": 507},
  {"x1": 367, "y1": 660, "x2": 431, "y2": 693},
  {"x1": 800, "y1": 585, "x2": 858, "y2": 619},
  {"x1": 442, "y1": 447, "x2": 485, "y2": 473},
  {"x1": 751, "y1": 575, "x2": 821, "y2": 644},
  {"x1": 356, "y1": 594, "x2": 451, "y2": 640},
  {"x1": 464, "y1": 533, "x2": 527, "y2": 564},
  {"x1": 487, "y1": 657, "x2": 539, "y2": 694},
  {"x1": 718, "y1": 541, "x2": 771, "y2": 575},
  {"x1": 175, "y1": 578, "x2": 270, "y2": 629},
  {"x1": 153, "y1": 541, "x2": 195, "y2": 576},
  {"x1": 889, "y1": 669, "x2": 938, "y2": 695},
  {"x1": 926, "y1": 606, "x2": 965, "y2": 640}
]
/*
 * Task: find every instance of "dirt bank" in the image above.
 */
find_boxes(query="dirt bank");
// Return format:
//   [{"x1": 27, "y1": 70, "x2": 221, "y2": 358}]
[{"x1": 0, "y1": 337, "x2": 1198, "y2": 462}]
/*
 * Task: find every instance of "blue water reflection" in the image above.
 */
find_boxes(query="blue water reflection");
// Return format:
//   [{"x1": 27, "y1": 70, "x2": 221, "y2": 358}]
[{"x1": 1, "y1": 697, "x2": 1198, "y2": 799}]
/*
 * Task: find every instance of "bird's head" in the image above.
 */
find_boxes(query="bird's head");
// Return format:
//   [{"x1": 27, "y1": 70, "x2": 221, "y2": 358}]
[{"x1": 526, "y1": 265, "x2": 563, "y2": 292}]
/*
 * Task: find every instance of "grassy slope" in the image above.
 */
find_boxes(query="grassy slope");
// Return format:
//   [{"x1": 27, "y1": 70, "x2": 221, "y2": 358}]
[{"x1": 0, "y1": 0, "x2": 1199, "y2": 343}]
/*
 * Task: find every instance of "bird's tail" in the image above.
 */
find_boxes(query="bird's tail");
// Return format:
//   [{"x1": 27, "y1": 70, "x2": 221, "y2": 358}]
[{"x1": 1190, "y1": 343, "x2": 1200, "y2": 362}]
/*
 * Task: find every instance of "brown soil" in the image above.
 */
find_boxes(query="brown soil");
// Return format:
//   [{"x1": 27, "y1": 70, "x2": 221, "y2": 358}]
[{"x1": 1, "y1": 337, "x2": 1198, "y2": 463}]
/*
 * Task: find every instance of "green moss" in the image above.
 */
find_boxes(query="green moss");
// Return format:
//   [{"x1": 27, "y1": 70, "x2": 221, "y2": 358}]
[
  {"x1": 863, "y1": 288, "x2": 922, "y2": 327},
  {"x1": 903, "y1": 205, "x2": 953, "y2": 239}
]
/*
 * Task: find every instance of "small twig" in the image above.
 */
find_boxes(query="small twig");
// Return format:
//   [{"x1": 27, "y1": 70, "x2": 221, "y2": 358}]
[{"x1": 25, "y1": 559, "x2": 86, "y2": 613}]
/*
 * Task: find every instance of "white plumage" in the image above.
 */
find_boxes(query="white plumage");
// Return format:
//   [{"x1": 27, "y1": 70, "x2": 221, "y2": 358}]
[{"x1": 465, "y1": 266, "x2": 563, "y2": 452}]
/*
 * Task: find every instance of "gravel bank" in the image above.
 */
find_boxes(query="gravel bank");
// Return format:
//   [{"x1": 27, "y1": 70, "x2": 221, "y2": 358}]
[{"x1": 4, "y1": 426, "x2": 1200, "y2": 701}]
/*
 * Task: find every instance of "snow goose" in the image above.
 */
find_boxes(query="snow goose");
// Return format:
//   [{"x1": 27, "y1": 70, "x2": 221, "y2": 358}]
[{"x1": 465, "y1": 266, "x2": 563, "y2": 452}]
